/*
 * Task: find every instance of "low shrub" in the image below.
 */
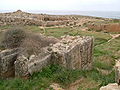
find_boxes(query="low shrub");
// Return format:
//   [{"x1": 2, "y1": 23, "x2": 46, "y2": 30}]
[
  {"x1": 1, "y1": 27, "x2": 58, "y2": 55},
  {"x1": 20, "y1": 33, "x2": 58, "y2": 55},
  {"x1": 1, "y1": 27, "x2": 26, "y2": 49}
]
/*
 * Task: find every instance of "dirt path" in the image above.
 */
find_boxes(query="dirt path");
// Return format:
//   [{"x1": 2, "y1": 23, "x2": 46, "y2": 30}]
[
  {"x1": 48, "y1": 83, "x2": 64, "y2": 90},
  {"x1": 65, "y1": 79, "x2": 83, "y2": 90},
  {"x1": 94, "y1": 33, "x2": 120, "y2": 47},
  {"x1": 48, "y1": 78, "x2": 84, "y2": 90},
  {"x1": 108, "y1": 34, "x2": 120, "y2": 42},
  {"x1": 48, "y1": 79, "x2": 83, "y2": 90}
]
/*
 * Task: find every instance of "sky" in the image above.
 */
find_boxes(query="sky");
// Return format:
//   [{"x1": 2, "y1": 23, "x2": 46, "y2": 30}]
[{"x1": 0, "y1": 0, "x2": 120, "y2": 11}]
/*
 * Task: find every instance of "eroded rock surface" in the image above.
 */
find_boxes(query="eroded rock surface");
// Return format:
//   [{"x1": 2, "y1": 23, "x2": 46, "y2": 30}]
[
  {"x1": 15, "y1": 47, "x2": 51, "y2": 77},
  {"x1": 51, "y1": 35, "x2": 94, "y2": 70},
  {"x1": 0, "y1": 48, "x2": 19, "y2": 78},
  {"x1": 100, "y1": 83, "x2": 120, "y2": 90}
]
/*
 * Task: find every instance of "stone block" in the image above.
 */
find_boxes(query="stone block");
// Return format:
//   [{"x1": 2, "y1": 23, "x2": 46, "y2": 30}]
[
  {"x1": 51, "y1": 35, "x2": 94, "y2": 70},
  {"x1": 0, "y1": 48, "x2": 19, "y2": 78},
  {"x1": 15, "y1": 48, "x2": 51, "y2": 77}
]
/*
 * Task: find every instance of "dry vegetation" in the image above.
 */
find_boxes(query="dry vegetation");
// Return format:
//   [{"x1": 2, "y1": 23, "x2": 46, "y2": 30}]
[
  {"x1": 1, "y1": 27, "x2": 26, "y2": 49},
  {"x1": 0, "y1": 27, "x2": 58, "y2": 55}
]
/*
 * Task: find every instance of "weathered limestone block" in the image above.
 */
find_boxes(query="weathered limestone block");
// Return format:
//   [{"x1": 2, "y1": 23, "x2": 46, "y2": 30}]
[
  {"x1": 0, "y1": 48, "x2": 19, "y2": 78},
  {"x1": 100, "y1": 83, "x2": 120, "y2": 90},
  {"x1": 14, "y1": 54, "x2": 29, "y2": 77},
  {"x1": 115, "y1": 60, "x2": 120, "y2": 84},
  {"x1": 51, "y1": 35, "x2": 94, "y2": 70},
  {"x1": 15, "y1": 48, "x2": 51, "y2": 77},
  {"x1": 28, "y1": 54, "x2": 51, "y2": 75}
]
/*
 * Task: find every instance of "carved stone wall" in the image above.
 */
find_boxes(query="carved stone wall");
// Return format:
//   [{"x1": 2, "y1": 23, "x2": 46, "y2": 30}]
[
  {"x1": 0, "y1": 48, "x2": 19, "y2": 78},
  {"x1": 51, "y1": 36, "x2": 93, "y2": 70},
  {"x1": 15, "y1": 47, "x2": 51, "y2": 77},
  {"x1": 0, "y1": 35, "x2": 94, "y2": 78}
]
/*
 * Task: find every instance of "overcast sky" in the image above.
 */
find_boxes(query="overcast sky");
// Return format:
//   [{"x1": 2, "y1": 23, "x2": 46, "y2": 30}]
[{"x1": 0, "y1": 0, "x2": 120, "y2": 11}]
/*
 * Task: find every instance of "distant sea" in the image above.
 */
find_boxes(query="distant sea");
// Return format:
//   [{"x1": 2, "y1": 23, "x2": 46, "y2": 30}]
[{"x1": 0, "y1": 10, "x2": 120, "y2": 19}]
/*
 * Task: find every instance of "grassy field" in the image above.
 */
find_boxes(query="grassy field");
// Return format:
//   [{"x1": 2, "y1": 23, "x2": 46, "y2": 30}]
[{"x1": 0, "y1": 25, "x2": 120, "y2": 90}]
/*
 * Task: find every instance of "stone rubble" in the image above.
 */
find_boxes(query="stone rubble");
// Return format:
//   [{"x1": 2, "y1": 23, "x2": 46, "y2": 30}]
[{"x1": 0, "y1": 10, "x2": 77, "y2": 27}]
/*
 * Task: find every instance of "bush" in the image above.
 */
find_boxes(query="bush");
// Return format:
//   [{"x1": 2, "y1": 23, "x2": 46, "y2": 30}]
[
  {"x1": 1, "y1": 27, "x2": 58, "y2": 55},
  {"x1": 1, "y1": 27, "x2": 26, "y2": 49},
  {"x1": 20, "y1": 33, "x2": 58, "y2": 55}
]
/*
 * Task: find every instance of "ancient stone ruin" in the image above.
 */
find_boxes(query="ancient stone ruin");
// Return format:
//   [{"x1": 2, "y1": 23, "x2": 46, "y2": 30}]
[
  {"x1": 0, "y1": 10, "x2": 78, "y2": 27},
  {"x1": 87, "y1": 23, "x2": 120, "y2": 32},
  {"x1": 0, "y1": 35, "x2": 94, "y2": 78},
  {"x1": 50, "y1": 36, "x2": 93, "y2": 70},
  {"x1": 0, "y1": 48, "x2": 19, "y2": 78}
]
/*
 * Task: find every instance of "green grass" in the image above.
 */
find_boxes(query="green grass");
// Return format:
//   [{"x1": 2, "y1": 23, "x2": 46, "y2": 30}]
[
  {"x1": 0, "y1": 25, "x2": 119, "y2": 89},
  {"x1": 0, "y1": 25, "x2": 13, "y2": 30},
  {"x1": 0, "y1": 64, "x2": 115, "y2": 90},
  {"x1": 112, "y1": 19, "x2": 120, "y2": 23},
  {"x1": 93, "y1": 57, "x2": 114, "y2": 70}
]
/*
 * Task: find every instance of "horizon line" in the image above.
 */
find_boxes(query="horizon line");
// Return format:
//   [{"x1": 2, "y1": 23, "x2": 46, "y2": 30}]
[{"x1": 0, "y1": 9, "x2": 120, "y2": 12}]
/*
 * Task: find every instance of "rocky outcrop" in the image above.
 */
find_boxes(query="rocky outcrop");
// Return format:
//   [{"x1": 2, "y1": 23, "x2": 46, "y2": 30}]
[
  {"x1": 0, "y1": 16, "x2": 44, "y2": 26},
  {"x1": 115, "y1": 60, "x2": 120, "y2": 84},
  {"x1": 0, "y1": 10, "x2": 77, "y2": 27},
  {"x1": 100, "y1": 83, "x2": 120, "y2": 90}
]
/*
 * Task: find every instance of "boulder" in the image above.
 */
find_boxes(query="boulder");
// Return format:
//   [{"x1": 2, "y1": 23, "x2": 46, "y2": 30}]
[
  {"x1": 115, "y1": 59, "x2": 120, "y2": 84},
  {"x1": 100, "y1": 83, "x2": 120, "y2": 90}
]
